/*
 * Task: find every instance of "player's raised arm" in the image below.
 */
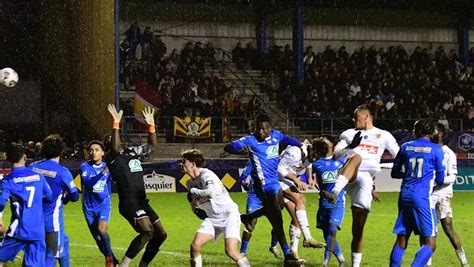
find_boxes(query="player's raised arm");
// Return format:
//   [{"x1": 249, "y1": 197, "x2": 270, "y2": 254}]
[
  {"x1": 107, "y1": 104, "x2": 123, "y2": 154},
  {"x1": 333, "y1": 131, "x2": 362, "y2": 160},
  {"x1": 280, "y1": 135, "x2": 301, "y2": 147},
  {"x1": 391, "y1": 148, "x2": 405, "y2": 179},
  {"x1": 142, "y1": 106, "x2": 158, "y2": 154},
  {"x1": 224, "y1": 136, "x2": 250, "y2": 155}
]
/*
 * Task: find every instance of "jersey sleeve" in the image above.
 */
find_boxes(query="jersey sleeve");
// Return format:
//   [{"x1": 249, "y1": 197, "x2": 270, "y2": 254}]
[
  {"x1": 0, "y1": 180, "x2": 10, "y2": 212},
  {"x1": 280, "y1": 134, "x2": 301, "y2": 147},
  {"x1": 229, "y1": 135, "x2": 252, "y2": 152},
  {"x1": 384, "y1": 131, "x2": 400, "y2": 157},
  {"x1": 41, "y1": 175, "x2": 53, "y2": 202},
  {"x1": 80, "y1": 163, "x2": 106, "y2": 187},
  {"x1": 391, "y1": 146, "x2": 406, "y2": 179},
  {"x1": 191, "y1": 171, "x2": 219, "y2": 198},
  {"x1": 278, "y1": 147, "x2": 301, "y2": 178},
  {"x1": 446, "y1": 148, "x2": 458, "y2": 176},
  {"x1": 240, "y1": 161, "x2": 253, "y2": 183},
  {"x1": 433, "y1": 146, "x2": 445, "y2": 185},
  {"x1": 334, "y1": 131, "x2": 351, "y2": 152},
  {"x1": 61, "y1": 168, "x2": 78, "y2": 194}
]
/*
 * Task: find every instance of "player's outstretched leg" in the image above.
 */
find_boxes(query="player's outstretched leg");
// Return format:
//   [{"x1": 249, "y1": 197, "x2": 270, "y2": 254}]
[
  {"x1": 285, "y1": 200, "x2": 301, "y2": 257},
  {"x1": 225, "y1": 238, "x2": 250, "y2": 267},
  {"x1": 351, "y1": 207, "x2": 369, "y2": 267},
  {"x1": 190, "y1": 233, "x2": 213, "y2": 267},
  {"x1": 120, "y1": 218, "x2": 155, "y2": 267},
  {"x1": 283, "y1": 189, "x2": 325, "y2": 249},
  {"x1": 139, "y1": 220, "x2": 167, "y2": 267},
  {"x1": 390, "y1": 235, "x2": 408, "y2": 267},
  {"x1": 322, "y1": 225, "x2": 345, "y2": 267},
  {"x1": 263, "y1": 191, "x2": 304, "y2": 266},
  {"x1": 240, "y1": 218, "x2": 257, "y2": 255},
  {"x1": 439, "y1": 217, "x2": 469, "y2": 266},
  {"x1": 413, "y1": 237, "x2": 436, "y2": 267},
  {"x1": 268, "y1": 229, "x2": 282, "y2": 258},
  {"x1": 322, "y1": 154, "x2": 361, "y2": 204}
]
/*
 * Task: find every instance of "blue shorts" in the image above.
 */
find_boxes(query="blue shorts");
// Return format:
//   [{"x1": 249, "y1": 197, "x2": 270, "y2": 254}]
[
  {"x1": 44, "y1": 210, "x2": 63, "y2": 234},
  {"x1": 262, "y1": 182, "x2": 281, "y2": 196},
  {"x1": 393, "y1": 206, "x2": 438, "y2": 238},
  {"x1": 246, "y1": 191, "x2": 264, "y2": 214},
  {"x1": 83, "y1": 204, "x2": 112, "y2": 226},
  {"x1": 316, "y1": 206, "x2": 345, "y2": 230},
  {"x1": 0, "y1": 236, "x2": 45, "y2": 266}
]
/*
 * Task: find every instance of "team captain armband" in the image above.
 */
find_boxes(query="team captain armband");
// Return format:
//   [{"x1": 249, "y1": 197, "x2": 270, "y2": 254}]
[{"x1": 113, "y1": 122, "x2": 120, "y2": 129}]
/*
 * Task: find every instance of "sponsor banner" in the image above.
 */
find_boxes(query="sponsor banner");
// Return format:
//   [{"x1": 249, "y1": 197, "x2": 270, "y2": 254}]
[
  {"x1": 453, "y1": 166, "x2": 474, "y2": 191},
  {"x1": 174, "y1": 116, "x2": 211, "y2": 138},
  {"x1": 0, "y1": 158, "x2": 472, "y2": 192}
]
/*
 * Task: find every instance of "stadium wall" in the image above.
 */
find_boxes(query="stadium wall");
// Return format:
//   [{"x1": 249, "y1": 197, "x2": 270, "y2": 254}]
[
  {"x1": 121, "y1": 21, "x2": 474, "y2": 53},
  {"x1": 42, "y1": 1, "x2": 115, "y2": 137}
]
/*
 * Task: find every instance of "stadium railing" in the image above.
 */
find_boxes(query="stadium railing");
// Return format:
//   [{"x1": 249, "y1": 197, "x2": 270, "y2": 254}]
[{"x1": 120, "y1": 116, "x2": 465, "y2": 144}]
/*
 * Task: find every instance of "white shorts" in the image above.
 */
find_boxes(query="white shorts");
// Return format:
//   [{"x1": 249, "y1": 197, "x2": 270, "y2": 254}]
[
  {"x1": 279, "y1": 180, "x2": 297, "y2": 204},
  {"x1": 345, "y1": 171, "x2": 373, "y2": 211},
  {"x1": 432, "y1": 196, "x2": 452, "y2": 220},
  {"x1": 279, "y1": 179, "x2": 295, "y2": 191},
  {"x1": 197, "y1": 210, "x2": 241, "y2": 242}
]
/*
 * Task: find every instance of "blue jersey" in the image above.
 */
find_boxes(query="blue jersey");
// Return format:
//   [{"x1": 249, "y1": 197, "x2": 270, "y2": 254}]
[
  {"x1": 229, "y1": 130, "x2": 301, "y2": 186},
  {"x1": 392, "y1": 138, "x2": 445, "y2": 208},
  {"x1": 313, "y1": 156, "x2": 347, "y2": 208},
  {"x1": 80, "y1": 161, "x2": 112, "y2": 212},
  {"x1": 0, "y1": 167, "x2": 52, "y2": 240},
  {"x1": 29, "y1": 160, "x2": 79, "y2": 215}
]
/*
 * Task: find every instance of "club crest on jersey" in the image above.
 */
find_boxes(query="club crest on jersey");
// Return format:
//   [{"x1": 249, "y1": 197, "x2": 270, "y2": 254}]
[
  {"x1": 129, "y1": 159, "x2": 143, "y2": 172},
  {"x1": 375, "y1": 133, "x2": 381, "y2": 139},
  {"x1": 322, "y1": 170, "x2": 338, "y2": 183},
  {"x1": 266, "y1": 144, "x2": 279, "y2": 159},
  {"x1": 93, "y1": 180, "x2": 107, "y2": 193}
]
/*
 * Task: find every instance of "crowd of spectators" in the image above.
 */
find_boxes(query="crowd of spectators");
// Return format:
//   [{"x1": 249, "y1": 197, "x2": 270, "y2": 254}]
[
  {"x1": 120, "y1": 22, "x2": 249, "y2": 122},
  {"x1": 121, "y1": 21, "x2": 473, "y2": 134},
  {"x1": 258, "y1": 44, "x2": 474, "y2": 131}
]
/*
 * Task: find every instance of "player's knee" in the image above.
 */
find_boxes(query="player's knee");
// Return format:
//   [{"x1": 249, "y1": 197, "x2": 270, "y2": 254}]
[
  {"x1": 296, "y1": 194, "x2": 305, "y2": 206},
  {"x1": 190, "y1": 242, "x2": 201, "y2": 255},
  {"x1": 98, "y1": 224, "x2": 108, "y2": 235},
  {"x1": 328, "y1": 225, "x2": 338, "y2": 236},
  {"x1": 351, "y1": 154, "x2": 362, "y2": 165},
  {"x1": 225, "y1": 245, "x2": 236, "y2": 258},
  {"x1": 158, "y1": 230, "x2": 168, "y2": 242},
  {"x1": 141, "y1": 231, "x2": 154, "y2": 243}
]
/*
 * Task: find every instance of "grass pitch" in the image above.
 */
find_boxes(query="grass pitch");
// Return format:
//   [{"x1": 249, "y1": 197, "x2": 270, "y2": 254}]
[{"x1": 2, "y1": 192, "x2": 473, "y2": 266}]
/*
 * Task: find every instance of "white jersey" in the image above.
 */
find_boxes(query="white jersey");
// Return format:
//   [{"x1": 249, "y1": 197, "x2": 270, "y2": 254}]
[
  {"x1": 335, "y1": 127, "x2": 399, "y2": 176},
  {"x1": 432, "y1": 145, "x2": 457, "y2": 198},
  {"x1": 277, "y1": 145, "x2": 312, "y2": 180},
  {"x1": 187, "y1": 168, "x2": 239, "y2": 221}
]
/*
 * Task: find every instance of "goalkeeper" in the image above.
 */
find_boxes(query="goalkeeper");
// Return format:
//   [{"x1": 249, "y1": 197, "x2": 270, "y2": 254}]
[
  {"x1": 180, "y1": 149, "x2": 250, "y2": 267},
  {"x1": 105, "y1": 104, "x2": 168, "y2": 267}
]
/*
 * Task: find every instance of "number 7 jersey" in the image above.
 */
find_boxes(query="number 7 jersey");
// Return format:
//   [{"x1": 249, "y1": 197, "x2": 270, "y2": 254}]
[{"x1": 0, "y1": 167, "x2": 53, "y2": 241}]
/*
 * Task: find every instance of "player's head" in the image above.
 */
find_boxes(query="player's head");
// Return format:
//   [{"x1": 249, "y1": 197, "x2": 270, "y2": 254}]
[
  {"x1": 311, "y1": 135, "x2": 335, "y2": 159},
  {"x1": 41, "y1": 134, "x2": 65, "y2": 159},
  {"x1": 430, "y1": 122, "x2": 446, "y2": 144},
  {"x1": 88, "y1": 140, "x2": 105, "y2": 162},
  {"x1": 413, "y1": 119, "x2": 434, "y2": 138},
  {"x1": 353, "y1": 104, "x2": 374, "y2": 130},
  {"x1": 6, "y1": 142, "x2": 26, "y2": 165},
  {"x1": 255, "y1": 114, "x2": 272, "y2": 141},
  {"x1": 180, "y1": 149, "x2": 206, "y2": 178}
]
